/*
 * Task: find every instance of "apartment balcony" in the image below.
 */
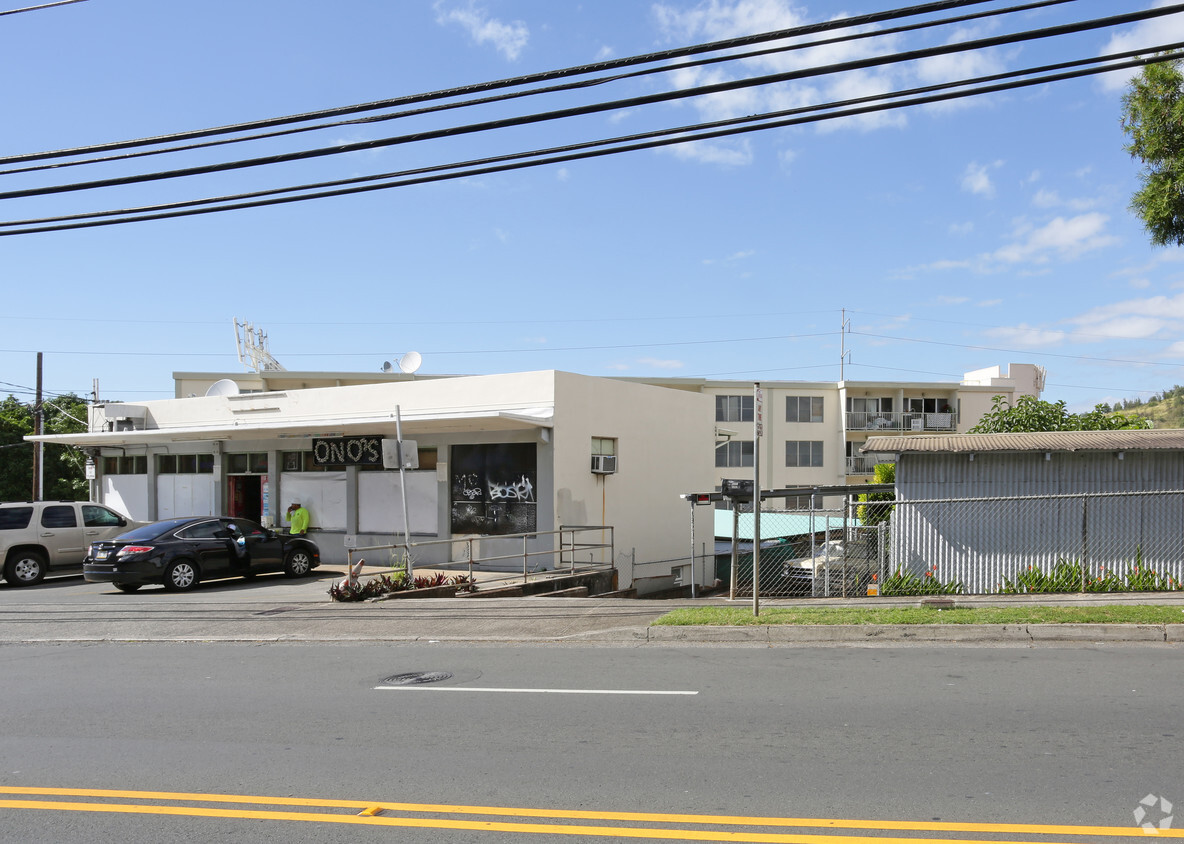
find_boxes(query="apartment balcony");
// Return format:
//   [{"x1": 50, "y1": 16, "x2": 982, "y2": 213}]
[
  {"x1": 845, "y1": 411, "x2": 957, "y2": 432},
  {"x1": 846, "y1": 455, "x2": 894, "y2": 475}
]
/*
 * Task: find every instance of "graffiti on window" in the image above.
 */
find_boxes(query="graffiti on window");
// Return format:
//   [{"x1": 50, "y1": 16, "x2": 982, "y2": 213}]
[{"x1": 450, "y1": 444, "x2": 537, "y2": 535}]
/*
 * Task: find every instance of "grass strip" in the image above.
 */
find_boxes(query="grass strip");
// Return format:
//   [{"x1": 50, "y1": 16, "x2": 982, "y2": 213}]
[{"x1": 652, "y1": 605, "x2": 1184, "y2": 626}]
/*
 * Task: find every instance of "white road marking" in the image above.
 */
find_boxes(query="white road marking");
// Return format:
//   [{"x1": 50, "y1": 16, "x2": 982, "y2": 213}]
[{"x1": 374, "y1": 686, "x2": 698, "y2": 695}]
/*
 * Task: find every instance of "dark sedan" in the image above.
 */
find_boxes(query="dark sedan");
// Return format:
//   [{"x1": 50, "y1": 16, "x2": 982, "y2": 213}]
[{"x1": 84, "y1": 517, "x2": 320, "y2": 593}]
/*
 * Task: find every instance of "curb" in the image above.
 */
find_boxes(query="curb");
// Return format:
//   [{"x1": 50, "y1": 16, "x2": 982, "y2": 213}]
[{"x1": 645, "y1": 623, "x2": 1179, "y2": 644}]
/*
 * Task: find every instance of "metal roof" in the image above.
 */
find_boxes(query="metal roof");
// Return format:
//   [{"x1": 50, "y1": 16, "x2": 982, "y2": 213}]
[
  {"x1": 863, "y1": 428, "x2": 1184, "y2": 455},
  {"x1": 713, "y1": 510, "x2": 853, "y2": 540}
]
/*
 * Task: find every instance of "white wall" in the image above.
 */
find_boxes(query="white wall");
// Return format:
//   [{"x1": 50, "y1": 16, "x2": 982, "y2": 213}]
[
  {"x1": 102, "y1": 476, "x2": 149, "y2": 522},
  {"x1": 279, "y1": 472, "x2": 347, "y2": 530},
  {"x1": 156, "y1": 475, "x2": 215, "y2": 519},
  {"x1": 358, "y1": 471, "x2": 439, "y2": 534},
  {"x1": 552, "y1": 373, "x2": 715, "y2": 587}
]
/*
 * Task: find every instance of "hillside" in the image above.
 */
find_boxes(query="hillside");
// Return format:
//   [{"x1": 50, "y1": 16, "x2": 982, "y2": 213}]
[{"x1": 1105, "y1": 386, "x2": 1184, "y2": 429}]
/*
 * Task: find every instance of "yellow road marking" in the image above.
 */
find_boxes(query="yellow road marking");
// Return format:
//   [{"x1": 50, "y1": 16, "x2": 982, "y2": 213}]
[
  {"x1": 0, "y1": 786, "x2": 1166, "y2": 841},
  {"x1": 0, "y1": 800, "x2": 1126, "y2": 843}
]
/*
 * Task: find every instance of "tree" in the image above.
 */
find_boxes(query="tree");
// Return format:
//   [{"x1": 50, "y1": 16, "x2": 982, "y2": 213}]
[
  {"x1": 0, "y1": 393, "x2": 90, "y2": 501},
  {"x1": 1122, "y1": 58, "x2": 1184, "y2": 247},
  {"x1": 857, "y1": 462, "x2": 895, "y2": 527},
  {"x1": 968, "y1": 394, "x2": 1151, "y2": 434}
]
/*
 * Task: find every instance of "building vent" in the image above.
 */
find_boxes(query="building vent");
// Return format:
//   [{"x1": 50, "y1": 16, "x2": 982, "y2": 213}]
[{"x1": 591, "y1": 454, "x2": 617, "y2": 474}]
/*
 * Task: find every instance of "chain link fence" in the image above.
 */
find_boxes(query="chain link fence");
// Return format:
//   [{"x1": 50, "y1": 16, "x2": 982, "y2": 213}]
[
  {"x1": 727, "y1": 508, "x2": 886, "y2": 599},
  {"x1": 726, "y1": 490, "x2": 1184, "y2": 599}
]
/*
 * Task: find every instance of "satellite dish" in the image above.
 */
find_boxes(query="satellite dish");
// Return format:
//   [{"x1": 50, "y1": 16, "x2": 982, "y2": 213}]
[
  {"x1": 398, "y1": 351, "x2": 422, "y2": 374},
  {"x1": 205, "y1": 378, "x2": 241, "y2": 397},
  {"x1": 381, "y1": 361, "x2": 394, "y2": 372}
]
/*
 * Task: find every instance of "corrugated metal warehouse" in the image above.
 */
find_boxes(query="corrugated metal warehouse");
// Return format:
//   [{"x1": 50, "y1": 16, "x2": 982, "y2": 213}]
[{"x1": 862, "y1": 430, "x2": 1184, "y2": 594}]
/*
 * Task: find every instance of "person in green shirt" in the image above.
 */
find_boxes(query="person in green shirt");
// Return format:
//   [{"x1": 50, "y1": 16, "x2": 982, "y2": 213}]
[{"x1": 286, "y1": 501, "x2": 310, "y2": 536}]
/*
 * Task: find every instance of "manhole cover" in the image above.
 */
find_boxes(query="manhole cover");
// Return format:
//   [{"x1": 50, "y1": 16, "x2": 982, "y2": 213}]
[{"x1": 382, "y1": 671, "x2": 453, "y2": 686}]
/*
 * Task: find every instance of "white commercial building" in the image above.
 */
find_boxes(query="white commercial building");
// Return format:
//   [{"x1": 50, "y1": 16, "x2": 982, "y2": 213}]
[{"x1": 31, "y1": 363, "x2": 1042, "y2": 593}]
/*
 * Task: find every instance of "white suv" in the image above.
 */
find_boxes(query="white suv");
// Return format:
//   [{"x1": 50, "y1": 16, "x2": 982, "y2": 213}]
[{"x1": 1, "y1": 501, "x2": 137, "y2": 586}]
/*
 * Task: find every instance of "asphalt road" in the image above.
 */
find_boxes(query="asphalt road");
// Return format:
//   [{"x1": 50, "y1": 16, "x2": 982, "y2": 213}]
[{"x1": 1, "y1": 640, "x2": 1181, "y2": 842}]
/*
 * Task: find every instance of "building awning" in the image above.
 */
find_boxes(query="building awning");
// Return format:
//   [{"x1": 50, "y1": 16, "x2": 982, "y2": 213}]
[{"x1": 27, "y1": 406, "x2": 555, "y2": 448}]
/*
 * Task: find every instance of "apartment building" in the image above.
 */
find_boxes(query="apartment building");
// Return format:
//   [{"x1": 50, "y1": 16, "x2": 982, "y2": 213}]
[{"x1": 691, "y1": 363, "x2": 1045, "y2": 495}]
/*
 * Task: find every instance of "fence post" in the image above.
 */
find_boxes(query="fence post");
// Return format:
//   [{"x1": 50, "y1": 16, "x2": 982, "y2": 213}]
[
  {"x1": 1080, "y1": 497, "x2": 1089, "y2": 592},
  {"x1": 729, "y1": 505, "x2": 739, "y2": 601},
  {"x1": 878, "y1": 520, "x2": 886, "y2": 588}
]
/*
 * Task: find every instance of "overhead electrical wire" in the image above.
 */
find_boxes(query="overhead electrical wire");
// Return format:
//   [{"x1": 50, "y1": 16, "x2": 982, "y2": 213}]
[
  {"x1": 3, "y1": 46, "x2": 1180, "y2": 236},
  {"x1": 0, "y1": 0, "x2": 1079, "y2": 178},
  {"x1": 3, "y1": 2, "x2": 1181, "y2": 236},
  {"x1": 2, "y1": 3, "x2": 1177, "y2": 205},
  {"x1": 0, "y1": 0, "x2": 86, "y2": 16},
  {"x1": 0, "y1": 0, "x2": 1018, "y2": 167}
]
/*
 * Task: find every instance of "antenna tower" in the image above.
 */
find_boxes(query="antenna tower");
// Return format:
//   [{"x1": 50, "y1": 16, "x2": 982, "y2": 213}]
[{"x1": 233, "y1": 319, "x2": 286, "y2": 372}]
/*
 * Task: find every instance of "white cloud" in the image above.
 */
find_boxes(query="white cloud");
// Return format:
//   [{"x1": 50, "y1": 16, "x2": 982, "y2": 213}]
[
  {"x1": 937, "y1": 295, "x2": 969, "y2": 305},
  {"x1": 434, "y1": 1, "x2": 529, "y2": 61},
  {"x1": 976, "y1": 299, "x2": 1002, "y2": 307},
  {"x1": 638, "y1": 357, "x2": 685, "y2": 370},
  {"x1": 664, "y1": 137, "x2": 753, "y2": 166},
  {"x1": 1031, "y1": 188, "x2": 1099, "y2": 211},
  {"x1": 992, "y1": 213, "x2": 1118, "y2": 265},
  {"x1": 555, "y1": 168, "x2": 570, "y2": 182},
  {"x1": 985, "y1": 324, "x2": 1068, "y2": 347},
  {"x1": 1098, "y1": 3, "x2": 1184, "y2": 92},
  {"x1": 961, "y1": 161, "x2": 997, "y2": 197},
  {"x1": 948, "y1": 221, "x2": 974, "y2": 236}
]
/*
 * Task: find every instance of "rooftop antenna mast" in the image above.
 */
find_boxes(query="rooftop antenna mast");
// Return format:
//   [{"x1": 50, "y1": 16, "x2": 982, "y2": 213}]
[
  {"x1": 234, "y1": 319, "x2": 286, "y2": 372},
  {"x1": 840, "y1": 308, "x2": 851, "y2": 381}
]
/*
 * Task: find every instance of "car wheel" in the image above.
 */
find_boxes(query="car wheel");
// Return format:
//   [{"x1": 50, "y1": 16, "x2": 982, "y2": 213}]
[
  {"x1": 163, "y1": 560, "x2": 199, "y2": 592},
  {"x1": 114, "y1": 583, "x2": 142, "y2": 593},
  {"x1": 5, "y1": 550, "x2": 47, "y2": 586},
  {"x1": 284, "y1": 549, "x2": 313, "y2": 578}
]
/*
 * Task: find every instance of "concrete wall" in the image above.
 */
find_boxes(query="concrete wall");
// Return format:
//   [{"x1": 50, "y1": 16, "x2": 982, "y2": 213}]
[{"x1": 552, "y1": 373, "x2": 715, "y2": 591}]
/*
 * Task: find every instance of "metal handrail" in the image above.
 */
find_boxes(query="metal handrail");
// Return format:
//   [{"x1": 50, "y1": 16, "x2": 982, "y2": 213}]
[
  {"x1": 344, "y1": 525, "x2": 614, "y2": 587},
  {"x1": 845, "y1": 411, "x2": 958, "y2": 431}
]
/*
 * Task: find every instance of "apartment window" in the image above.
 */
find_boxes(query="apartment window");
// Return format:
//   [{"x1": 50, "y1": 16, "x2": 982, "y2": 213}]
[
  {"x1": 281, "y1": 451, "x2": 338, "y2": 473},
  {"x1": 907, "y1": 397, "x2": 950, "y2": 413},
  {"x1": 847, "y1": 397, "x2": 892, "y2": 413},
  {"x1": 157, "y1": 454, "x2": 213, "y2": 474},
  {"x1": 715, "y1": 395, "x2": 753, "y2": 423},
  {"x1": 227, "y1": 452, "x2": 268, "y2": 474},
  {"x1": 591, "y1": 437, "x2": 617, "y2": 456},
  {"x1": 786, "y1": 440, "x2": 824, "y2": 467},
  {"x1": 786, "y1": 396, "x2": 824, "y2": 423},
  {"x1": 715, "y1": 440, "x2": 754, "y2": 467},
  {"x1": 101, "y1": 455, "x2": 146, "y2": 475}
]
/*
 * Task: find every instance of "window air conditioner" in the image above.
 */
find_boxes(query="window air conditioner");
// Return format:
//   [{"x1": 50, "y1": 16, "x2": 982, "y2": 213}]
[{"x1": 591, "y1": 454, "x2": 617, "y2": 474}]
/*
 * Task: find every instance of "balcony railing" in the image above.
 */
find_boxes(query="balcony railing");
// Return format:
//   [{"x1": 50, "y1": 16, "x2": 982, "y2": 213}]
[
  {"x1": 845, "y1": 411, "x2": 957, "y2": 432},
  {"x1": 846, "y1": 455, "x2": 894, "y2": 475}
]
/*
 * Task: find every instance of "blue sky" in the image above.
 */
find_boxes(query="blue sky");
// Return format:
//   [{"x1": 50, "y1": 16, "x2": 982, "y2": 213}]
[{"x1": 3, "y1": 0, "x2": 1184, "y2": 411}]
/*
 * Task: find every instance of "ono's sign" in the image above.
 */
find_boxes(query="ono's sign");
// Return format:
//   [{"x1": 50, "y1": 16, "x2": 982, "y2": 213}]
[{"x1": 312, "y1": 436, "x2": 383, "y2": 467}]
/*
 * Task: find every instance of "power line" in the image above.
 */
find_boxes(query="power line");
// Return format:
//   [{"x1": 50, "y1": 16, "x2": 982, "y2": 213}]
[
  {"x1": 3, "y1": 4, "x2": 1176, "y2": 205},
  {"x1": 850, "y1": 331, "x2": 1184, "y2": 369},
  {"x1": 0, "y1": 0, "x2": 1013, "y2": 167},
  {"x1": 4, "y1": 46, "x2": 1179, "y2": 236},
  {"x1": 0, "y1": 0, "x2": 86, "y2": 16},
  {"x1": 0, "y1": 0, "x2": 1077, "y2": 178}
]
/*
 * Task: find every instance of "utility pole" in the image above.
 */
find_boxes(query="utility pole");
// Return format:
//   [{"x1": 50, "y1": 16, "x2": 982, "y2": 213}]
[
  {"x1": 840, "y1": 308, "x2": 851, "y2": 381},
  {"x1": 32, "y1": 353, "x2": 43, "y2": 501}
]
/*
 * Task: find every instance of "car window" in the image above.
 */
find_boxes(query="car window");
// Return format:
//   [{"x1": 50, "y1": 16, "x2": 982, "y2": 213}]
[
  {"x1": 234, "y1": 520, "x2": 268, "y2": 538},
  {"x1": 82, "y1": 505, "x2": 124, "y2": 527},
  {"x1": 117, "y1": 519, "x2": 191, "y2": 542},
  {"x1": 177, "y1": 520, "x2": 227, "y2": 540},
  {"x1": 0, "y1": 507, "x2": 33, "y2": 530},
  {"x1": 41, "y1": 505, "x2": 78, "y2": 529}
]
